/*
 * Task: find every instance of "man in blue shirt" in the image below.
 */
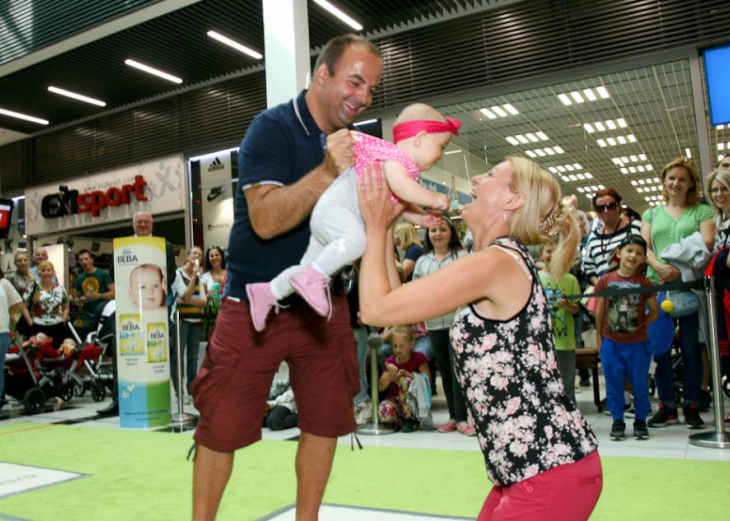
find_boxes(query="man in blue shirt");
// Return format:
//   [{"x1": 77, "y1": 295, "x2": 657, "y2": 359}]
[{"x1": 191, "y1": 34, "x2": 382, "y2": 521}]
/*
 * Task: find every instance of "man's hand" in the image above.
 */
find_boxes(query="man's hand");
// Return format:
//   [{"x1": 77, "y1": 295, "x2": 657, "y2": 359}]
[{"x1": 323, "y1": 129, "x2": 355, "y2": 176}]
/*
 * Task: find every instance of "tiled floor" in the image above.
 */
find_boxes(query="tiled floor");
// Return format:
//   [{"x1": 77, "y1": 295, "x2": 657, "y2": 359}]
[{"x1": 2, "y1": 376, "x2": 729, "y2": 462}]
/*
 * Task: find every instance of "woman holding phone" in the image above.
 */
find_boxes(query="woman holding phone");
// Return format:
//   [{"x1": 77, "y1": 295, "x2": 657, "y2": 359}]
[{"x1": 172, "y1": 246, "x2": 207, "y2": 402}]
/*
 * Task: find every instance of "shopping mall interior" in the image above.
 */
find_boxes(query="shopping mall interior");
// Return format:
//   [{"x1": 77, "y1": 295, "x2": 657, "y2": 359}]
[{"x1": 0, "y1": 1, "x2": 729, "y2": 520}]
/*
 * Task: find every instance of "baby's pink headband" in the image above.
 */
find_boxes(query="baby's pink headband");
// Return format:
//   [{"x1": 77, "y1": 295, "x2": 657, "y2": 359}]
[{"x1": 392, "y1": 117, "x2": 462, "y2": 144}]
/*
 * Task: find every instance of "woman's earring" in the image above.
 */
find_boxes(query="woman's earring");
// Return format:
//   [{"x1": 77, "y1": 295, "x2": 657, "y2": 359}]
[{"x1": 502, "y1": 210, "x2": 508, "y2": 222}]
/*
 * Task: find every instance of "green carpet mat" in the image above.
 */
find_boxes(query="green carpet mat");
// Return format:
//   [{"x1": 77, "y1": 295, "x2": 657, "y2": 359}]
[{"x1": 0, "y1": 423, "x2": 728, "y2": 520}]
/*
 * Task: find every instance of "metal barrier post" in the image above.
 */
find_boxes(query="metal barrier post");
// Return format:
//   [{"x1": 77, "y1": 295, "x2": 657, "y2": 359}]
[
  {"x1": 170, "y1": 310, "x2": 197, "y2": 427},
  {"x1": 357, "y1": 333, "x2": 396, "y2": 435},
  {"x1": 689, "y1": 275, "x2": 730, "y2": 448}
]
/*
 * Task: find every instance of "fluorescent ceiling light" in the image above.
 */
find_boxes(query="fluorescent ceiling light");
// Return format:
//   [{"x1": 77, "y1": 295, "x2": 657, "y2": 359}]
[
  {"x1": 583, "y1": 89, "x2": 597, "y2": 101},
  {"x1": 503, "y1": 103, "x2": 519, "y2": 115},
  {"x1": 618, "y1": 118, "x2": 627, "y2": 128},
  {"x1": 526, "y1": 150, "x2": 537, "y2": 158},
  {"x1": 207, "y1": 31, "x2": 263, "y2": 59},
  {"x1": 0, "y1": 107, "x2": 48, "y2": 125},
  {"x1": 516, "y1": 135, "x2": 529, "y2": 144},
  {"x1": 526, "y1": 133, "x2": 539, "y2": 142},
  {"x1": 647, "y1": 165, "x2": 654, "y2": 171},
  {"x1": 596, "y1": 86, "x2": 610, "y2": 99},
  {"x1": 720, "y1": 155, "x2": 726, "y2": 162},
  {"x1": 718, "y1": 124, "x2": 725, "y2": 130},
  {"x1": 719, "y1": 143, "x2": 725, "y2": 151},
  {"x1": 617, "y1": 136, "x2": 627, "y2": 144},
  {"x1": 607, "y1": 137, "x2": 617, "y2": 146},
  {"x1": 568, "y1": 174, "x2": 578, "y2": 181},
  {"x1": 653, "y1": 177, "x2": 660, "y2": 182},
  {"x1": 443, "y1": 150, "x2": 462, "y2": 155},
  {"x1": 565, "y1": 165, "x2": 574, "y2": 171},
  {"x1": 629, "y1": 166, "x2": 637, "y2": 173},
  {"x1": 573, "y1": 163, "x2": 581, "y2": 169},
  {"x1": 597, "y1": 139, "x2": 607, "y2": 147},
  {"x1": 606, "y1": 120, "x2": 616, "y2": 130},
  {"x1": 536, "y1": 131, "x2": 549, "y2": 140},
  {"x1": 492, "y1": 106, "x2": 508, "y2": 117},
  {"x1": 506, "y1": 136, "x2": 520, "y2": 146},
  {"x1": 48, "y1": 86, "x2": 106, "y2": 106},
  {"x1": 536, "y1": 149, "x2": 546, "y2": 157},
  {"x1": 557, "y1": 166, "x2": 566, "y2": 172},
  {"x1": 313, "y1": 0, "x2": 363, "y2": 30},
  {"x1": 545, "y1": 147, "x2": 556, "y2": 155},
  {"x1": 628, "y1": 134, "x2": 637, "y2": 143},
  {"x1": 639, "y1": 153, "x2": 647, "y2": 161},
  {"x1": 685, "y1": 148, "x2": 692, "y2": 158},
  {"x1": 637, "y1": 165, "x2": 645, "y2": 172},
  {"x1": 353, "y1": 119, "x2": 377, "y2": 126},
  {"x1": 612, "y1": 158, "x2": 623, "y2": 166},
  {"x1": 548, "y1": 167, "x2": 558, "y2": 173},
  {"x1": 125, "y1": 59, "x2": 182, "y2": 83},
  {"x1": 595, "y1": 121, "x2": 606, "y2": 132},
  {"x1": 577, "y1": 173, "x2": 585, "y2": 180},
  {"x1": 479, "y1": 108, "x2": 497, "y2": 119},
  {"x1": 630, "y1": 155, "x2": 638, "y2": 162},
  {"x1": 558, "y1": 94, "x2": 572, "y2": 105},
  {"x1": 621, "y1": 168, "x2": 629, "y2": 174},
  {"x1": 577, "y1": 187, "x2": 584, "y2": 192},
  {"x1": 621, "y1": 156, "x2": 629, "y2": 163},
  {"x1": 584, "y1": 172, "x2": 593, "y2": 179},
  {"x1": 631, "y1": 180, "x2": 638, "y2": 185},
  {"x1": 561, "y1": 176, "x2": 570, "y2": 182},
  {"x1": 583, "y1": 123, "x2": 595, "y2": 133},
  {"x1": 570, "y1": 91, "x2": 585, "y2": 103},
  {"x1": 553, "y1": 146, "x2": 564, "y2": 154}
]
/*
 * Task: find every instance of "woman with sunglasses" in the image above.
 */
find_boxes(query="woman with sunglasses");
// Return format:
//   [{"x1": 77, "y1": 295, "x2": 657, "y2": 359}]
[
  {"x1": 582, "y1": 188, "x2": 641, "y2": 287},
  {"x1": 642, "y1": 158, "x2": 714, "y2": 430}
]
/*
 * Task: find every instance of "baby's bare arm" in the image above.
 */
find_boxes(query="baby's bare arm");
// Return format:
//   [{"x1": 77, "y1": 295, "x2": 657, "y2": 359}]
[{"x1": 382, "y1": 161, "x2": 448, "y2": 209}]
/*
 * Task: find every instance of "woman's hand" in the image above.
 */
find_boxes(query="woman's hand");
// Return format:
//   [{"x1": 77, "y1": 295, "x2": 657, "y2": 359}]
[
  {"x1": 358, "y1": 162, "x2": 406, "y2": 232},
  {"x1": 656, "y1": 263, "x2": 681, "y2": 284}
]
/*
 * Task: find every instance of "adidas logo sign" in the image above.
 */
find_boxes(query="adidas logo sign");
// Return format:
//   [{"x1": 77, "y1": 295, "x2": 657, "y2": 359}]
[{"x1": 207, "y1": 157, "x2": 224, "y2": 172}]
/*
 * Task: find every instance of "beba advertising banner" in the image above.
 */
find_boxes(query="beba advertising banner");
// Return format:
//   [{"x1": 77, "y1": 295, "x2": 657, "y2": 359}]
[{"x1": 113, "y1": 236, "x2": 171, "y2": 428}]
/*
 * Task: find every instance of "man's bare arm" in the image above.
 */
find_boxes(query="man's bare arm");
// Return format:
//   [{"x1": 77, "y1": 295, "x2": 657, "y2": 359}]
[{"x1": 246, "y1": 129, "x2": 353, "y2": 240}]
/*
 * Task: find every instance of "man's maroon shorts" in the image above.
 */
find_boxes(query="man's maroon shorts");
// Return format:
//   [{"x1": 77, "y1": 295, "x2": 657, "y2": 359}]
[{"x1": 191, "y1": 295, "x2": 359, "y2": 452}]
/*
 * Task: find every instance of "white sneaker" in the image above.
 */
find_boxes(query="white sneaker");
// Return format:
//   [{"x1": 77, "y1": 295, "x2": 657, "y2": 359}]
[
  {"x1": 183, "y1": 395, "x2": 192, "y2": 406},
  {"x1": 354, "y1": 402, "x2": 372, "y2": 424}
]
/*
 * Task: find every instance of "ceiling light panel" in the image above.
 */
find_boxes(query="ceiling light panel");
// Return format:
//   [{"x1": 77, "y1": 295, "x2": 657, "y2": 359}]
[
  {"x1": 481, "y1": 104, "x2": 520, "y2": 119},
  {"x1": 207, "y1": 31, "x2": 263, "y2": 59},
  {"x1": 48, "y1": 86, "x2": 106, "y2": 106},
  {"x1": 0, "y1": 107, "x2": 49, "y2": 125},
  {"x1": 125, "y1": 59, "x2": 183, "y2": 83},
  {"x1": 313, "y1": 0, "x2": 363, "y2": 30}
]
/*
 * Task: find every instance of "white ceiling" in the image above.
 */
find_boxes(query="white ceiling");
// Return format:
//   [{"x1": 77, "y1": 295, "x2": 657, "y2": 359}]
[
  {"x1": 433, "y1": 58, "x2": 727, "y2": 214},
  {"x1": 0, "y1": 127, "x2": 28, "y2": 146}
]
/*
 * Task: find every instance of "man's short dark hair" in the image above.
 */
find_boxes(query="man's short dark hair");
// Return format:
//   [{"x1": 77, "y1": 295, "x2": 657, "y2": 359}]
[
  {"x1": 313, "y1": 34, "x2": 380, "y2": 77},
  {"x1": 78, "y1": 249, "x2": 95, "y2": 260}
]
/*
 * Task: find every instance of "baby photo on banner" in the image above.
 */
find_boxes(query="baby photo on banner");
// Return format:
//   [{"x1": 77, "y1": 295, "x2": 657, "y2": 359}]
[{"x1": 113, "y1": 236, "x2": 172, "y2": 428}]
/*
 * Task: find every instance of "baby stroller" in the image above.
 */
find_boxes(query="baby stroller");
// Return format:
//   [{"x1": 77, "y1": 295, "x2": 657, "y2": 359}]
[
  {"x1": 74, "y1": 300, "x2": 116, "y2": 402},
  {"x1": 3, "y1": 333, "x2": 77, "y2": 414}
]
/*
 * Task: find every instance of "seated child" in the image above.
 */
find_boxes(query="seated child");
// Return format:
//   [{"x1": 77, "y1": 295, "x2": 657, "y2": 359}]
[
  {"x1": 538, "y1": 240, "x2": 580, "y2": 405},
  {"x1": 246, "y1": 103, "x2": 460, "y2": 331},
  {"x1": 594, "y1": 235, "x2": 658, "y2": 441},
  {"x1": 130, "y1": 264, "x2": 167, "y2": 310},
  {"x1": 58, "y1": 337, "x2": 78, "y2": 357},
  {"x1": 263, "y1": 361, "x2": 298, "y2": 431},
  {"x1": 377, "y1": 326, "x2": 431, "y2": 432}
]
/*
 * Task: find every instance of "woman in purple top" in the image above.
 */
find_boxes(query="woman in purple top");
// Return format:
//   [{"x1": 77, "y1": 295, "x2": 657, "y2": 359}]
[{"x1": 359, "y1": 157, "x2": 601, "y2": 520}]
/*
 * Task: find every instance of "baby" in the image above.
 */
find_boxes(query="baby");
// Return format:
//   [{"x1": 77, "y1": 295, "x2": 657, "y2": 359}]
[
  {"x1": 247, "y1": 103, "x2": 459, "y2": 331},
  {"x1": 58, "y1": 337, "x2": 77, "y2": 357},
  {"x1": 130, "y1": 264, "x2": 167, "y2": 310}
]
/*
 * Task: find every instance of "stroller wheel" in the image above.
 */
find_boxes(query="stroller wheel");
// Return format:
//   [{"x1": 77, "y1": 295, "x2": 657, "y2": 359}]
[
  {"x1": 23, "y1": 388, "x2": 46, "y2": 415},
  {"x1": 60, "y1": 382, "x2": 75, "y2": 402},
  {"x1": 91, "y1": 381, "x2": 106, "y2": 402},
  {"x1": 73, "y1": 379, "x2": 86, "y2": 398}
]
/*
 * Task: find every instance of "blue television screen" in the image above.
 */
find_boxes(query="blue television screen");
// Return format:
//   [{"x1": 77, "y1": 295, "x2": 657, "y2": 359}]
[{"x1": 704, "y1": 44, "x2": 730, "y2": 127}]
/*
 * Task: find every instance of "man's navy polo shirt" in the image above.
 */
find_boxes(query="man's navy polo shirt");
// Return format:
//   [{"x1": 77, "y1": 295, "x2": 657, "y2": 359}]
[{"x1": 225, "y1": 90, "x2": 325, "y2": 300}]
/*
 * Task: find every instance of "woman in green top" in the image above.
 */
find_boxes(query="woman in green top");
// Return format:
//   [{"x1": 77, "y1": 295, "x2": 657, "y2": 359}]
[{"x1": 641, "y1": 158, "x2": 714, "y2": 430}]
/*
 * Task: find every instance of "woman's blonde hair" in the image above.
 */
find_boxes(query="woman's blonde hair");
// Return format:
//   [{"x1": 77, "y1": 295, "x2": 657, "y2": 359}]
[
  {"x1": 37, "y1": 260, "x2": 55, "y2": 274},
  {"x1": 395, "y1": 223, "x2": 422, "y2": 251},
  {"x1": 507, "y1": 156, "x2": 579, "y2": 281},
  {"x1": 706, "y1": 168, "x2": 730, "y2": 219},
  {"x1": 660, "y1": 158, "x2": 702, "y2": 205}
]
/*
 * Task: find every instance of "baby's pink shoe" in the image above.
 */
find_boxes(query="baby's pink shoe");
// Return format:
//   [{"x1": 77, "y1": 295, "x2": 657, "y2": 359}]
[
  {"x1": 290, "y1": 266, "x2": 331, "y2": 317},
  {"x1": 246, "y1": 283, "x2": 277, "y2": 332}
]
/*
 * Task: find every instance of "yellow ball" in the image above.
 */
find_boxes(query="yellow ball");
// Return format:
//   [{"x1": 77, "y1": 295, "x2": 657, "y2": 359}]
[{"x1": 661, "y1": 299, "x2": 674, "y2": 313}]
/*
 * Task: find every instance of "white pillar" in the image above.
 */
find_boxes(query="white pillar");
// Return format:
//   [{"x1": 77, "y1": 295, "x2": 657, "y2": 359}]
[{"x1": 263, "y1": 0, "x2": 310, "y2": 108}]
